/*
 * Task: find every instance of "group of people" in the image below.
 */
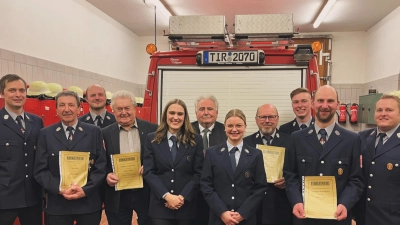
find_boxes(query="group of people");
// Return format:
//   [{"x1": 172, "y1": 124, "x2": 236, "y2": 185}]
[{"x1": 0, "y1": 73, "x2": 399, "y2": 225}]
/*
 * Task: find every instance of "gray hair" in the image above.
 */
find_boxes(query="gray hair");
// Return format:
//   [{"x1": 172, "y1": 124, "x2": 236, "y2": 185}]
[
  {"x1": 110, "y1": 90, "x2": 137, "y2": 109},
  {"x1": 194, "y1": 95, "x2": 219, "y2": 112},
  {"x1": 55, "y1": 90, "x2": 80, "y2": 108}
]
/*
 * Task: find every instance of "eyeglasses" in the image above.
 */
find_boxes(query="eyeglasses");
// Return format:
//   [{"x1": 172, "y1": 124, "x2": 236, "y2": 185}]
[{"x1": 256, "y1": 115, "x2": 278, "y2": 121}]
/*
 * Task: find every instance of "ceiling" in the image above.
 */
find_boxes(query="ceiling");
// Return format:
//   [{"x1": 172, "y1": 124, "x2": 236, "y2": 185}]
[{"x1": 87, "y1": 0, "x2": 400, "y2": 36}]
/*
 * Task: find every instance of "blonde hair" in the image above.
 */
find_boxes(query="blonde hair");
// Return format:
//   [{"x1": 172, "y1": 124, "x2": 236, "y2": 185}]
[{"x1": 224, "y1": 109, "x2": 247, "y2": 125}]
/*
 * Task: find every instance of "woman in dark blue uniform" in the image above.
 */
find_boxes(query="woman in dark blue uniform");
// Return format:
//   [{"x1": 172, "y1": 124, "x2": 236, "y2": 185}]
[
  {"x1": 200, "y1": 109, "x2": 268, "y2": 225},
  {"x1": 143, "y1": 99, "x2": 204, "y2": 225}
]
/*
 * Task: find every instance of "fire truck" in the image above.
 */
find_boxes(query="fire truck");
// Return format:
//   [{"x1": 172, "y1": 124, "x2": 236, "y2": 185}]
[{"x1": 139, "y1": 14, "x2": 319, "y2": 134}]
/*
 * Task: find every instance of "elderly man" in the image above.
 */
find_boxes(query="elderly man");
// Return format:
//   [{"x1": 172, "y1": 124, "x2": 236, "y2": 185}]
[
  {"x1": 356, "y1": 94, "x2": 400, "y2": 225},
  {"x1": 79, "y1": 84, "x2": 116, "y2": 128},
  {"x1": 283, "y1": 85, "x2": 364, "y2": 225},
  {"x1": 244, "y1": 104, "x2": 292, "y2": 225},
  {"x1": 0, "y1": 74, "x2": 44, "y2": 225},
  {"x1": 102, "y1": 90, "x2": 157, "y2": 225},
  {"x1": 34, "y1": 90, "x2": 106, "y2": 225},
  {"x1": 280, "y1": 87, "x2": 314, "y2": 135},
  {"x1": 191, "y1": 95, "x2": 226, "y2": 225}
]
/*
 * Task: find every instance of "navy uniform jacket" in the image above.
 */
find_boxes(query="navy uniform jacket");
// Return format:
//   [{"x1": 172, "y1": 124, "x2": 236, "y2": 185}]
[
  {"x1": 279, "y1": 117, "x2": 315, "y2": 135},
  {"x1": 0, "y1": 108, "x2": 44, "y2": 209},
  {"x1": 78, "y1": 111, "x2": 116, "y2": 128},
  {"x1": 283, "y1": 124, "x2": 364, "y2": 225},
  {"x1": 191, "y1": 121, "x2": 226, "y2": 147},
  {"x1": 34, "y1": 121, "x2": 107, "y2": 215},
  {"x1": 200, "y1": 142, "x2": 268, "y2": 225},
  {"x1": 243, "y1": 129, "x2": 292, "y2": 224},
  {"x1": 102, "y1": 119, "x2": 157, "y2": 213},
  {"x1": 143, "y1": 133, "x2": 204, "y2": 219},
  {"x1": 356, "y1": 127, "x2": 400, "y2": 225}
]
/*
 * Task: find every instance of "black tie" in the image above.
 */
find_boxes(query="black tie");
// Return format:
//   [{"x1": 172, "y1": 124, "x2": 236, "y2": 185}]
[
  {"x1": 170, "y1": 136, "x2": 178, "y2": 161},
  {"x1": 203, "y1": 128, "x2": 209, "y2": 150},
  {"x1": 230, "y1": 147, "x2": 238, "y2": 173},
  {"x1": 16, "y1": 115, "x2": 25, "y2": 132},
  {"x1": 263, "y1": 136, "x2": 273, "y2": 145},
  {"x1": 319, "y1": 129, "x2": 327, "y2": 145},
  {"x1": 375, "y1": 133, "x2": 387, "y2": 155},
  {"x1": 66, "y1": 126, "x2": 74, "y2": 143},
  {"x1": 300, "y1": 124, "x2": 307, "y2": 129},
  {"x1": 95, "y1": 115, "x2": 103, "y2": 128}
]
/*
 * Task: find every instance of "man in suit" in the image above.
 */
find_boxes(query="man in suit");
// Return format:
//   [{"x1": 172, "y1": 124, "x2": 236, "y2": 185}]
[
  {"x1": 244, "y1": 104, "x2": 292, "y2": 225},
  {"x1": 34, "y1": 90, "x2": 106, "y2": 225},
  {"x1": 355, "y1": 94, "x2": 400, "y2": 225},
  {"x1": 191, "y1": 95, "x2": 226, "y2": 225},
  {"x1": 283, "y1": 85, "x2": 364, "y2": 225},
  {"x1": 279, "y1": 87, "x2": 314, "y2": 135},
  {"x1": 79, "y1": 84, "x2": 116, "y2": 128},
  {"x1": 103, "y1": 90, "x2": 157, "y2": 225},
  {"x1": 0, "y1": 74, "x2": 44, "y2": 225}
]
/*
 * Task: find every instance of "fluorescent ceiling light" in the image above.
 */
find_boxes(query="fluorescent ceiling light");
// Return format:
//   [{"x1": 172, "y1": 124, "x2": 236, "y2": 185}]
[
  {"x1": 313, "y1": 0, "x2": 337, "y2": 28},
  {"x1": 145, "y1": 0, "x2": 172, "y2": 18}
]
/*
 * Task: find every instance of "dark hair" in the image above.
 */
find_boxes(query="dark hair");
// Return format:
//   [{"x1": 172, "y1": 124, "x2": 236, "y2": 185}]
[
  {"x1": 0, "y1": 74, "x2": 27, "y2": 94},
  {"x1": 153, "y1": 99, "x2": 196, "y2": 146},
  {"x1": 290, "y1": 87, "x2": 310, "y2": 99},
  {"x1": 55, "y1": 90, "x2": 80, "y2": 108}
]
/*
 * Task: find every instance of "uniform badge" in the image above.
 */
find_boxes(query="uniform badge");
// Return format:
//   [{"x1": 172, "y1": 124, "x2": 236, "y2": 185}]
[
  {"x1": 221, "y1": 148, "x2": 225, "y2": 152},
  {"x1": 56, "y1": 127, "x2": 61, "y2": 132},
  {"x1": 256, "y1": 133, "x2": 259, "y2": 138},
  {"x1": 397, "y1": 133, "x2": 400, "y2": 138},
  {"x1": 311, "y1": 121, "x2": 314, "y2": 124},
  {"x1": 370, "y1": 130, "x2": 376, "y2": 136},
  {"x1": 338, "y1": 168, "x2": 343, "y2": 175},
  {"x1": 86, "y1": 116, "x2": 90, "y2": 121},
  {"x1": 292, "y1": 122, "x2": 296, "y2": 127},
  {"x1": 26, "y1": 115, "x2": 30, "y2": 120},
  {"x1": 4, "y1": 115, "x2": 9, "y2": 120},
  {"x1": 78, "y1": 127, "x2": 83, "y2": 131},
  {"x1": 106, "y1": 116, "x2": 111, "y2": 120},
  {"x1": 308, "y1": 130, "x2": 313, "y2": 134},
  {"x1": 186, "y1": 156, "x2": 191, "y2": 162},
  {"x1": 387, "y1": 163, "x2": 393, "y2": 170},
  {"x1": 335, "y1": 130, "x2": 340, "y2": 136},
  {"x1": 245, "y1": 149, "x2": 249, "y2": 154},
  {"x1": 245, "y1": 171, "x2": 250, "y2": 178},
  {"x1": 90, "y1": 159, "x2": 95, "y2": 165},
  {"x1": 276, "y1": 133, "x2": 280, "y2": 138}
]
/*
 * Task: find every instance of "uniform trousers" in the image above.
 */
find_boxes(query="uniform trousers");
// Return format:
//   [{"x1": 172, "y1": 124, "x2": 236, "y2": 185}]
[{"x1": 0, "y1": 203, "x2": 42, "y2": 225}]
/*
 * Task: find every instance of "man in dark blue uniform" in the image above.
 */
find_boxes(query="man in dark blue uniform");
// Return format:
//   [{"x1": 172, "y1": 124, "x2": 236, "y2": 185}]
[
  {"x1": 34, "y1": 90, "x2": 106, "y2": 225},
  {"x1": 284, "y1": 85, "x2": 364, "y2": 225},
  {"x1": 279, "y1": 87, "x2": 314, "y2": 135},
  {"x1": 356, "y1": 94, "x2": 400, "y2": 225},
  {"x1": 79, "y1": 84, "x2": 116, "y2": 128},
  {"x1": 0, "y1": 74, "x2": 44, "y2": 225},
  {"x1": 244, "y1": 104, "x2": 292, "y2": 225}
]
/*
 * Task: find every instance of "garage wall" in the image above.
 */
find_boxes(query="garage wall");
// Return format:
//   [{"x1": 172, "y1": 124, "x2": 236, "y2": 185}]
[{"x1": 0, "y1": 0, "x2": 141, "y2": 84}]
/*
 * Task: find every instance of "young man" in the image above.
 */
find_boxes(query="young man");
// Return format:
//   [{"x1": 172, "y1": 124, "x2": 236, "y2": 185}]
[{"x1": 0, "y1": 74, "x2": 44, "y2": 225}]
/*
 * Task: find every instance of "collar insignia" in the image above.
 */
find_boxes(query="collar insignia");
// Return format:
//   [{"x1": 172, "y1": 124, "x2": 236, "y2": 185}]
[
  {"x1": 256, "y1": 133, "x2": 259, "y2": 138},
  {"x1": 26, "y1": 115, "x2": 30, "y2": 120},
  {"x1": 308, "y1": 129, "x2": 313, "y2": 134},
  {"x1": 245, "y1": 149, "x2": 249, "y2": 153},
  {"x1": 397, "y1": 133, "x2": 400, "y2": 138},
  {"x1": 292, "y1": 122, "x2": 296, "y2": 126},
  {"x1": 4, "y1": 115, "x2": 9, "y2": 120},
  {"x1": 106, "y1": 116, "x2": 111, "y2": 120},
  {"x1": 56, "y1": 127, "x2": 61, "y2": 132},
  {"x1": 335, "y1": 130, "x2": 340, "y2": 136},
  {"x1": 78, "y1": 127, "x2": 83, "y2": 131},
  {"x1": 276, "y1": 133, "x2": 280, "y2": 138},
  {"x1": 86, "y1": 116, "x2": 90, "y2": 121},
  {"x1": 370, "y1": 130, "x2": 376, "y2": 136},
  {"x1": 221, "y1": 148, "x2": 225, "y2": 152}
]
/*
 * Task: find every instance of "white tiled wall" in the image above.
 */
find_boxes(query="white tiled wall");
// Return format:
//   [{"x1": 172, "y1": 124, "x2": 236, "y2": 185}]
[{"x1": 0, "y1": 48, "x2": 145, "y2": 97}]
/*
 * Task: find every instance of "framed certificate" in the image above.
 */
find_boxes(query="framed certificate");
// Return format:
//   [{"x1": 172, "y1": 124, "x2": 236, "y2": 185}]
[
  {"x1": 256, "y1": 144, "x2": 285, "y2": 183},
  {"x1": 59, "y1": 151, "x2": 89, "y2": 190},
  {"x1": 111, "y1": 152, "x2": 143, "y2": 191}
]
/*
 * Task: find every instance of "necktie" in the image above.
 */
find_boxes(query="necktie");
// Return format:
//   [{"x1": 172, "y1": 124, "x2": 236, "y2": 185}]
[
  {"x1": 203, "y1": 128, "x2": 209, "y2": 150},
  {"x1": 16, "y1": 115, "x2": 25, "y2": 132},
  {"x1": 319, "y1": 129, "x2": 327, "y2": 145},
  {"x1": 95, "y1": 115, "x2": 103, "y2": 128},
  {"x1": 263, "y1": 136, "x2": 273, "y2": 145},
  {"x1": 170, "y1": 136, "x2": 178, "y2": 161},
  {"x1": 300, "y1": 124, "x2": 307, "y2": 129},
  {"x1": 66, "y1": 126, "x2": 74, "y2": 143},
  {"x1": 230, "y1": 147, "x2": 238, "y2": 173},
  {"x1": 375, "y1": 133, "x2": 387, "y2": 155}
]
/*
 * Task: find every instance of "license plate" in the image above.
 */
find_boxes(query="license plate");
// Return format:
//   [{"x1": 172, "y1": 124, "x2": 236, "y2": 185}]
[{"x1": 203, "y1": 51, "x2": 259, "y2": 64}]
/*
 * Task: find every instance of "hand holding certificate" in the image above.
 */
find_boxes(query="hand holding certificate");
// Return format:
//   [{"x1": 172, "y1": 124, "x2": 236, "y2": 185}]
[
  {"x1": 302, "y1": 176, "x2": 337, "y2": 219},
  {"x1": 256, "y1": 144, "x2": 285, "y2": 183},
  {"x1": 111, "y1": 152, "x2": 143, "y2": 191},
  {"x1": 59, "y1": 151, "x2": 90, "y2": 191}
]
